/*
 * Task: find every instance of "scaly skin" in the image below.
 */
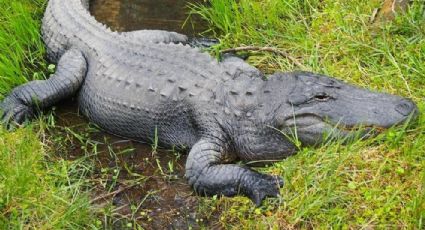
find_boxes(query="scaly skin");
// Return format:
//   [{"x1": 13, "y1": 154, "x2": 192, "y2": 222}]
[{"x1": 0, "y1": 0, "x2": 418, "y2": 205}]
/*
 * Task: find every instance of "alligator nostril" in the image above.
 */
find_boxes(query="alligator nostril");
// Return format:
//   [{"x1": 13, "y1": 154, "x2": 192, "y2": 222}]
[{"x1": 395, "y1": 99, "x2": 416, "y2": 116}]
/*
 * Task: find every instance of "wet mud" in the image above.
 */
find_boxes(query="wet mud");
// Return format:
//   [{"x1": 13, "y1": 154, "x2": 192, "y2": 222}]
[
  {"x1": 50, "y1": 1, "x2": 220, "y2": 228},
  {"x1": 55, "y1": 100, "x2": 216, "y2": 229}
]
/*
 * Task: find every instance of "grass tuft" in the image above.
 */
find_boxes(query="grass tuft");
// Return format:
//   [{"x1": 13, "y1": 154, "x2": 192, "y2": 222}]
[
  {"x1": 191, "y1": 0, "x2": 425, "y2": 228},
  {"x1": 0, "y1": 0, "x2": 95, "y2": 228},
  {"x1": 1, "y1": 0, "x2": 424, "y2": 228},
  {"x1": 0, "y1": 126, "x2": 94, "y2": 229},
  {"x1": 0, "y1": 0, "x2": 47, "y2": 99}
]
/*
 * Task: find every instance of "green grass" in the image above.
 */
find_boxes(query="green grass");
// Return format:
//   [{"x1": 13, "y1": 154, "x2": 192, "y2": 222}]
[
  {"x1": 190, "y1": 0, "x2": 425, "y2": 228},
  {"x1": 0, "y1": 0, "x2": 47, "y2": 98},
  {"x1": 0, "y1": 0, "x2": 96, "y2": 228},
  {"x1": 1, "y1": 0, "x2": 424, "y2": 228},
  {"x1": 0, "y1": 126, "x2": 94, "y2": 229}
]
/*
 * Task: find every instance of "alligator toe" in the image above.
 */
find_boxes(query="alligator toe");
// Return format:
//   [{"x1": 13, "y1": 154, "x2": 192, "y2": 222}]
[
  {"x1": 0, "y1": 97, "x2": 33, "y2": 128},
  {"x1": 245, "y1": 174, "x2": 283, "y2": 206}
]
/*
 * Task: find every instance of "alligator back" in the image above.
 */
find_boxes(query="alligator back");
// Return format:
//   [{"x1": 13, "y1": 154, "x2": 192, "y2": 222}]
[{"x1": 41, "y1": 0, "x2": 258, "y2": 147}]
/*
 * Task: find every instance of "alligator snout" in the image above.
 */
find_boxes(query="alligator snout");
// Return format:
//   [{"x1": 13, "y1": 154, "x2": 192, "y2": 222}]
[{"x1": 395, "y1": 99, "x2": 418, "y2": 117}]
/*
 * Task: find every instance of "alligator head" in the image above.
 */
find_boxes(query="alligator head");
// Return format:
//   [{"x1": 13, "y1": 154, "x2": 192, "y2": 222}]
[{"x1": 273, "y1": 72, "x2": 418, "y2": 146}]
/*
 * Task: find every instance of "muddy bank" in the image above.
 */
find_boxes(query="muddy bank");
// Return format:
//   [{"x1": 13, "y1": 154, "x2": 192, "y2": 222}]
[
  {"x1": 50, "y1": 1, "x2": 219, "y2": 228},
  {"x1": 54, "y1": 100, "x2": 220, "y2": 229}
]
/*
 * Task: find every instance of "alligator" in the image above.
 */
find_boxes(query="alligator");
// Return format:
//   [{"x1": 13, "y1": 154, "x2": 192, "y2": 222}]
[{"x1": 0, "y1": 0, "x2": 418, "y2": 205}]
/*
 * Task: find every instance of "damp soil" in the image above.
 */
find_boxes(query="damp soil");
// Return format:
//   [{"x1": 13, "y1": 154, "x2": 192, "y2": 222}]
[
  {"x1": 54, "y1": 100, "x2": 217, "y2": 229},
  {"x1": 50, "y1": 1, "x2": 220, "y2": 229}
]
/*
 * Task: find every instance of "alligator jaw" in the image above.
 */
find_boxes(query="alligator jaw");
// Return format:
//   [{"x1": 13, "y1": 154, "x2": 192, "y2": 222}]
[{"x1": 282, "y1": 114, "x2": 394, "y2": 145}]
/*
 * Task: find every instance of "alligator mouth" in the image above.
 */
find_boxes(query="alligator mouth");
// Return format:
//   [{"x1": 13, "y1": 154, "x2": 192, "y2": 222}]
[
  {"x1": 284, "y1": 114, "x2": 387, "y2": 134},
  {"x1": 332, "y1": 113, "x2": 418, "y2": 133}
]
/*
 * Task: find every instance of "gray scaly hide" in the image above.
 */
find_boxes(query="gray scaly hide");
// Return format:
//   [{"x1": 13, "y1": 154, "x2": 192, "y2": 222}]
[{"x1": 0, "y1": 0, "x2": 418, "y2": 205}]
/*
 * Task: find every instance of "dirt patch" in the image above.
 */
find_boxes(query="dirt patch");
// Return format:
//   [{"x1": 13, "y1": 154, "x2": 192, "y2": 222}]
[
  {"x1": 51, "y1": 100, "x2": 219, "y2": 229},
  {"x1": 373, "y1": 0, "x2": 412, "y2": 23}
]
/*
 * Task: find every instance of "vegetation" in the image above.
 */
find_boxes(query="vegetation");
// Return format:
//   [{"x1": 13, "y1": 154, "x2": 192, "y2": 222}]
[
  {"x1": 0, "y1": 0, "x2": 47, "y2": 96},
  {"x1": 0, "y1": 0, "x2": 95, "y2": 228},
  {"x1": 0, "y1": 0, "x2": 424, "y2": 228},
  {"x1": 190, "y1": 0, "x2": 425, "y2": 228},
  {"x1": 0, "y1": 126, "x2": 94, "y2": 229}
]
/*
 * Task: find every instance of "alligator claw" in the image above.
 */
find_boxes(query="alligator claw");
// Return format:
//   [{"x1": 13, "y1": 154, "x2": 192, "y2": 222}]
[
  {"x1": 0, "y1": 97, "x2": 33, "y2": 129},
  {"x1": 245, "y1": 174, "x2": 284, "y2": 206}
]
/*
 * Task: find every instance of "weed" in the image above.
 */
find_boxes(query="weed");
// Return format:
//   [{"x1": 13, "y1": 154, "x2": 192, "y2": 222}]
[
  {"x1": 1, "y1": 0, "x2": 424, "y2": 228},
  {"x1": 191, "y1": 0, "x2": 425, "y2": 228},
  {"x1": 0, "y1": 0, "x2": 47, "y2": 99},
  {"x1": 0, "y1": 0, "x2": 98, "y2": 228},
  {"x1": 0, "y1": 126, "x2": 94, "y2": 229}
]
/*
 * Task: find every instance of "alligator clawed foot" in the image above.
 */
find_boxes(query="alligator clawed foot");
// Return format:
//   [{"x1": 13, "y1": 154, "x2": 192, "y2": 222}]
[
  {"x1": 0, "y1": 97, "x2": 34, "y2": 129},
  {"x1": 245, "y1": 174, "x2": 284, "y2": 206}
]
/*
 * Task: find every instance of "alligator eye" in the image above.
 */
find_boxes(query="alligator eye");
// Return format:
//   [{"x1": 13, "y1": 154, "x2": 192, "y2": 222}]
[{"x1": 314, "y1": 93, "x2": 331, "y2": 101}]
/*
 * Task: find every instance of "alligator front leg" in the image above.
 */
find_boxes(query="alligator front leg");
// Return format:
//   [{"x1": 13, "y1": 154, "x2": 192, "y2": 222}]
[
  {"x1": 186, "y1": 139, "x2": 283, "y2": 206},
  {"x1": 1, "y1": 48, "x2": 87, "y2": 127}
]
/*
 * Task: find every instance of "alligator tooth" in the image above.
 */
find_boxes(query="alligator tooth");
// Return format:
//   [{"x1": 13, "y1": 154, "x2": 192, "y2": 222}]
[
  {"x1": 178, "y1": 86, "x2": 187, "y2": 91},
  {"x1": 230, "y1": 90, "x2": 239, "y2": 95}
]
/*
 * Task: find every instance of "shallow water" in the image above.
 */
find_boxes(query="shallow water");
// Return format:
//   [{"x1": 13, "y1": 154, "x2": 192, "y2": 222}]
[
  {"x1": 90, "y1": 0, "x2": 208, "y2": 35},
  {"x1": 53, "y1": 1, "x2": 217, "y2": 228}
]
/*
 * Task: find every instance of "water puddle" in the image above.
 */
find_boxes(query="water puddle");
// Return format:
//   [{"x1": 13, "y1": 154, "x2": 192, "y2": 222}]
[
  {"x1": 51, "y1": 1, "x2": 219, "y2": 228},
  {"x1": 89, "y1": 0, "x2": 208, "y2": 35}
]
